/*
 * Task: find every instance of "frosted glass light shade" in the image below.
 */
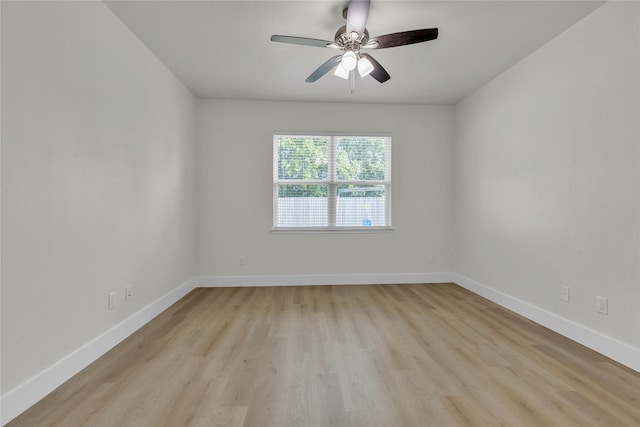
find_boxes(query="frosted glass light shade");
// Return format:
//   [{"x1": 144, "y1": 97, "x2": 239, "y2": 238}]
[
  {"x1": 334, "y1": 64, "x2": 350, "y2": 79},
  {"x1": 341, "y1": 50, "x2": 358, "y2": 71},
  {"x1": 357, "y1": 56, "x2": 374, "y2": 77}
]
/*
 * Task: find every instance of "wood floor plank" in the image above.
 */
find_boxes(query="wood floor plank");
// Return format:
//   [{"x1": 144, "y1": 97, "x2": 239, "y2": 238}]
[{"x1": 8, "y1": 283, "x2": 640, "y2": 427}]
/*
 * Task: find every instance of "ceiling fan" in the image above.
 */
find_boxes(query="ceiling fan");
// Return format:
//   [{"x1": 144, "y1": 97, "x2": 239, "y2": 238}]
[{"x1": 270, "y1": 0, "x2": 438, "y2": 84}]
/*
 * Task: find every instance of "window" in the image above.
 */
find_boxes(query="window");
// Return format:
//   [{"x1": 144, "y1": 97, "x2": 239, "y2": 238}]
[{"x1": 273, "y1": 133, "x2": 391, "y2": 230}]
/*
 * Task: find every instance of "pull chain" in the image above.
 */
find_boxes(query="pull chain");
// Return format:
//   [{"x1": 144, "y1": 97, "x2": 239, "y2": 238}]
[{"x1": 350, "y1": 70, "x2": 355, "y2": 94}]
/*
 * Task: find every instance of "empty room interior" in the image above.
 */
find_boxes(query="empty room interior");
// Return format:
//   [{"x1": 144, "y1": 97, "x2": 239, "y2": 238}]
[{"x1": 1, "y1": 0, "x2": 639, "y2": 425}]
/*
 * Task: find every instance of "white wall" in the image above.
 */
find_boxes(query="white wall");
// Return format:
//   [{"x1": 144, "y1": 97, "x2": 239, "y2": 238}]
[
  {"x1": 453, "y1": 1, "x2": 639, "y2": 348},
  {"x1": 197, "y1": 100, "x2": 454, "y2": 278},
  {"x1": 1, "y1": 1, "x2": 197, "y2": 395}
]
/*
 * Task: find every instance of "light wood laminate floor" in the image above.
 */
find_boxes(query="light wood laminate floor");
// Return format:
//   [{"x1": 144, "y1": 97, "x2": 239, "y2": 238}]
[{"x1": 8, "y1": 283, "x2": 640, "y2": 426}]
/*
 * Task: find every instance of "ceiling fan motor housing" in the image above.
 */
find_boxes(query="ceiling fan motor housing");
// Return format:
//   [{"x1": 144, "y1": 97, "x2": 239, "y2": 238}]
[{"x1": 334, "y1": 25, "x2": 370, "y2": 49}]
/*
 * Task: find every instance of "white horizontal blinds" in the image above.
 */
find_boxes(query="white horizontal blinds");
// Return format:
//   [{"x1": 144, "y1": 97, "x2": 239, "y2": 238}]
[
  {"x1": 274, "y1": 135, "x2": 329, "y2": 227},
  {"x1": 277, "y1": 184, "x2": 328, "y2": 226},
  {"x1": 274, "y1": 133, "x2": 391, "y2": 228},
  {"x1": 335, "y1": 136, "x2": 390, "y2": 227}
]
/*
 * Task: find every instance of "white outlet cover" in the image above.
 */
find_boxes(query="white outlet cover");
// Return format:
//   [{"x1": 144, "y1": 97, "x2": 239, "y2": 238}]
[
  {"x1": 108, "y1": 292, "x2": 116, "y2": 310},
  {"x1": 596, "y1": 296, "x2": 608, "y2": 315}
]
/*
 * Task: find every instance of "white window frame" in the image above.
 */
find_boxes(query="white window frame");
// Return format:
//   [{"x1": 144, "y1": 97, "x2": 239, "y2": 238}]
[{"x1": 272, "y1": 132, "x2": 392, "y2": 232}]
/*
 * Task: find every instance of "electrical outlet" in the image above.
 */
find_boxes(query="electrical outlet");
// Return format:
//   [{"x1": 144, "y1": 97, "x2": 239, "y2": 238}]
[
  {"x1": 560, "y1": 286, "x2": 570, "y2": 302},
  {"x1": 125, "y1": 286, "x2": 133, "y2": 301},
  {"x1": 238, "y1": 256, "x2": 246, "y2": 265},
  {"x1": 108, "y1": 292, "x2": 116, "y2": 310},
  {"x1": 429, "y1": 254, "x2": 437, "y2": 264},
  {"x1": 596, "y1": 296, "x2": 608, "y2": 315}
]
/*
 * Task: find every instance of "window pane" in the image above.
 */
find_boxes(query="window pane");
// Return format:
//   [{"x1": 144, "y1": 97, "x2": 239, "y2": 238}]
[
  {"x1": 336, "y1": 185, "x2": 386, "y2": 227},
  {"x1": 277, "y1": 184, "x2": 328, "y2": 227},
  {"x1": 277, "y1": 136, "x2": 329, "y2": 180},
  {"x1": 273, "y1": 133, "x2": 391, "y2": 229},
  {"x1": 335, "y1": 137, "x2": 386, "y2": 181}
]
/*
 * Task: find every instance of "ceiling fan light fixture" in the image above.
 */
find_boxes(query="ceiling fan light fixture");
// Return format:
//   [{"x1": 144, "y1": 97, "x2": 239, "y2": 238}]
[
  {"x1": 357, "y1": 56, "x2": 374, "y2": 77},
  {"x1": 334, "y1": 63, "x2": 350, "y2": 79},
  {"x1": 340, "y1": 50, "x2": 358, "y2": 71}
]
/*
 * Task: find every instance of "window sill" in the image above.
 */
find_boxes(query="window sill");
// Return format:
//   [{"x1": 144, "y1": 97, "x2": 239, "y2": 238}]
[{"x1": 271, "y1": 226, "x2": 394, "y2": 234}]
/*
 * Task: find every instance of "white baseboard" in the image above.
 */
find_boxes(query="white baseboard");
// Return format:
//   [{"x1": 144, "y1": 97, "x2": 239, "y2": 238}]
[
  {"x1": 192, "y1": 272, "x2": 455, "y2": 287},
  {"x1": 452, "y1": 273, "x2": 640, "y2": 373},
  {"x1": 1, "y1": 279, "x2": 196, "y2": 426}
]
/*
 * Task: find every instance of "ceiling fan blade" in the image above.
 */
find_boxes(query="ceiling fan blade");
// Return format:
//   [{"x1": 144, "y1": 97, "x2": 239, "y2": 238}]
[
  {"x1": 346, "y1": 0, "x2": 370, "y2": 36},
  {"x1": 360, "y1": 53, "x2": 390, "y2": 83},
  {"x1": 270, "y1": 35, "x2": 333, "y2": 48},
  {"x1": 367, "y1": 28, "x2": 438, "y2": 49},
  {"x1": 305, "y1": 55, "x2": 342, "y2": 83}
]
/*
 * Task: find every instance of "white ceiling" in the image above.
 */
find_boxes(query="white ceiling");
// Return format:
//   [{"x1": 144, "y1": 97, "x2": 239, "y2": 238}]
[{"x1": 105, "y1": 0, "x2": 604, "y2": 105}]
